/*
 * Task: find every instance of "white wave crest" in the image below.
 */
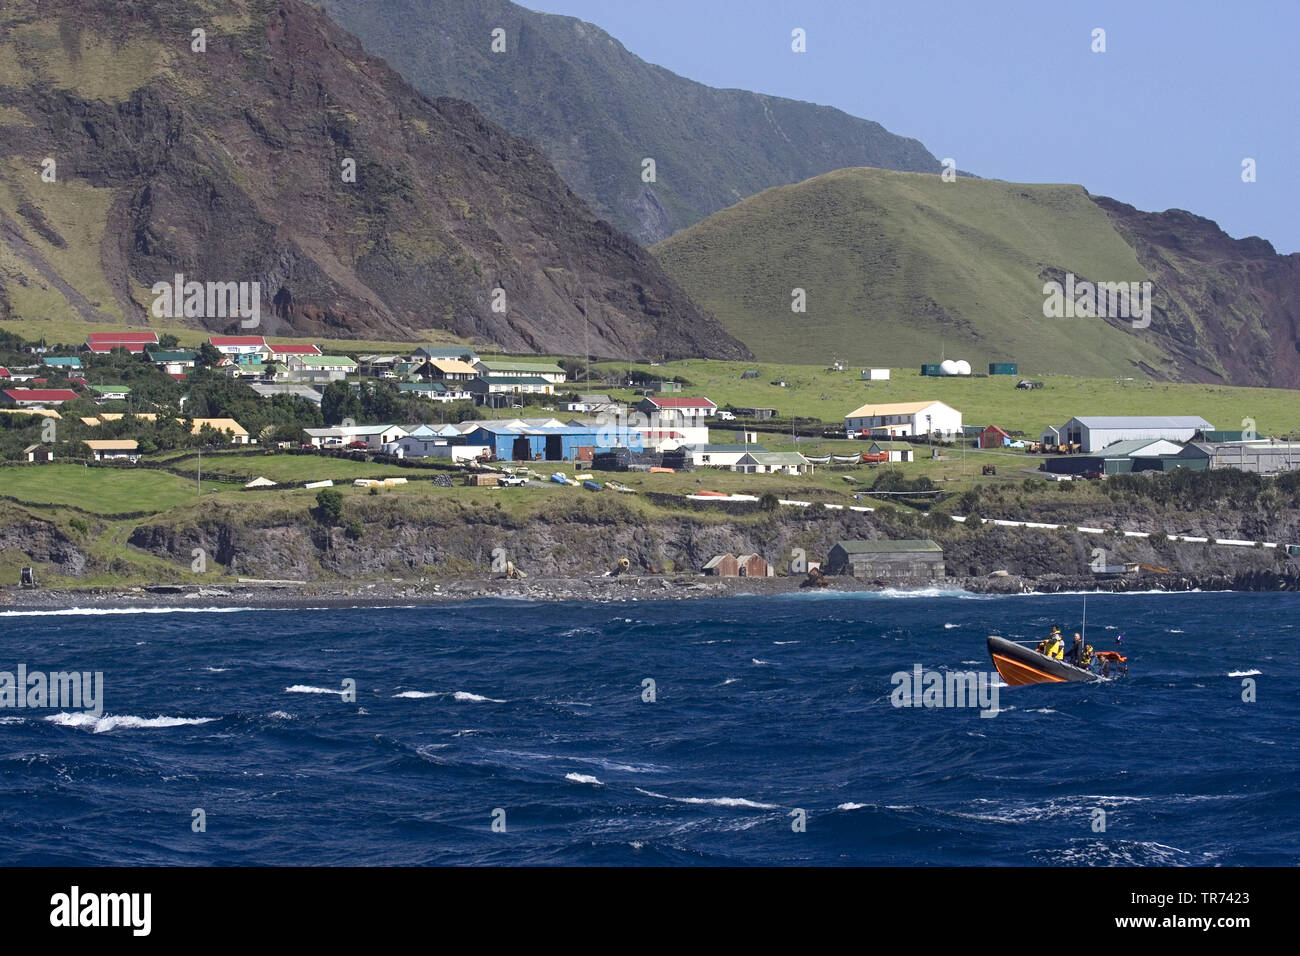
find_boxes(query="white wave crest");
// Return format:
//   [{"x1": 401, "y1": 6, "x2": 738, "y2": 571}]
[
  {"x1": 45, "y1": 712, "x2": 216, "y2": 733},
  {"x1": 636, "y1": 787, "x2": 778, "y2": 809},
  {"x1": 285, "y1": 685, "x2": 345, "y2": 695},
  {"x1": 453, "y1": 692, "x2": 505, "y2": 703},
  {"x1": 1228, "y1": 669, "x2": 1261, "y2": 677},
  {"x1": 0, "y1": 606, "x2": 260, "y2": 617},
  {"x1": 565, "y1": 773, "x2": 602, "y2": 785},
  {"x1": 392, "y1": 691, "x2": 440, "y2": 699}
]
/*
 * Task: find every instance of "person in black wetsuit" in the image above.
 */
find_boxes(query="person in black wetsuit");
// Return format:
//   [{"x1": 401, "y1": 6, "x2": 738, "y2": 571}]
[{"x1": 1064, "y1": 633, "x2": 1094, "y2": 670}]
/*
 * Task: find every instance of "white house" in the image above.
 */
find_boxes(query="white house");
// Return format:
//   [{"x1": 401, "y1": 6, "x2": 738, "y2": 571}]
[
  {"x1": 304, "y1": 424, "x2": 408, "y2": 449},
  {"x1": 862, "y1": 368, "x2": 891, "y2": 381},
  {"x1": 844, "y1": 400, "x2": 962, "y2": 439},
  {"x1": 1047, "y1": 416, "x2": 1215, "y2": 453},
  {"x1": 266, "y1": 343, "x2": 322, "y2": 363},
  {"x1": 84, "y1": 439, "x2": 141, "y2": 462},
  {"x1": 683, "y1": 443, "x2": 765, "y2": 468},
  {"x1": 635, "y1": 396, "x2": 717, "y2": 423},
  {"x1": 734, "y1": 451, "x2": 812, "y2": 475},
  {"x1": 869, "y1": 440, "x2": 916, "y2": 462}
]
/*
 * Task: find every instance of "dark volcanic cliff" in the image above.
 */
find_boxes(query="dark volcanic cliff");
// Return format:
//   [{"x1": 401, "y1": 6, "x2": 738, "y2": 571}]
[
  {"x1": 1093, "y1": 196, "x2": 1300, "y2": 388},
  {"x1": 0, "y1": 0, "x2": 750, "y2": 360}
]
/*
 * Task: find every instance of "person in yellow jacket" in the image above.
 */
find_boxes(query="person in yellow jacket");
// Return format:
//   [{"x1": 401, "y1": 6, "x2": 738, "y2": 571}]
[{"x1": 1038, "y1": 626, "x2": 1065, "y2": 659}]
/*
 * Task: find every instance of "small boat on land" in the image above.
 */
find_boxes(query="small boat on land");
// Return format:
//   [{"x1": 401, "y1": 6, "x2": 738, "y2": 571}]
[
  {"x1": 986, "y1": 636, "x2": 1098, "y2": 685},
  {"x1": 583, "y1": 480, "x2": 603, "y2": 491}
]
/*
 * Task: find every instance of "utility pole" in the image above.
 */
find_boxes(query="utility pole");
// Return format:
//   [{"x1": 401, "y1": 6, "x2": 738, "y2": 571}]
[{"x1": 197, "y1": 447, "x2": 201, "y2": 497}]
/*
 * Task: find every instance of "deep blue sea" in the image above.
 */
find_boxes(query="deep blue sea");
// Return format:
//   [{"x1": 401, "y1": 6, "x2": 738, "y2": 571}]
[{"x1": 1, "y1": 590, "x2": 1295, "y2": 866}]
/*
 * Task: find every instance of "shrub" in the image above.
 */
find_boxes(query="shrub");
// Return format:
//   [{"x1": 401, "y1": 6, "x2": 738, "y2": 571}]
[
  {"x1": 346, "y1": 519, "x2": 364, "y2": 540},
  {"x1": 68, "y1": 517, "x2": 89, "y2": 535},
  {"x1": 759, "y1": 492, "x2": 780, "y2": 511},
  {"x1": 314, "y1": 488, "x2": 343, "y2": 525}
]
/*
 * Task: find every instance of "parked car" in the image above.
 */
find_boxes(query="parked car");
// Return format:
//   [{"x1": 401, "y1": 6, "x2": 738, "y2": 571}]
[
  {"x1": 717, "y1": 410, "x2": 736, "y2": 421},
  {"x1": 499, "y1": 474, "x2": 528, "y2": 487},
  {"x1": 346, "y1": 440, "x2": 369, "y2": 450}
]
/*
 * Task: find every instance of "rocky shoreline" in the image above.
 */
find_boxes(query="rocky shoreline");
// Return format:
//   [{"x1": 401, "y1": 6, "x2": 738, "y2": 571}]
[{"x1": 2, "y1": 565, "x2": 1295, "y2": 613}]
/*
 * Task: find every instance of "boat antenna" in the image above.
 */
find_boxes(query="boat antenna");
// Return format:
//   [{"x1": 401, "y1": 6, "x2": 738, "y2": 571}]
[{"x1": 1081, "y1": 595, "x2": 1088, "y2": 664}]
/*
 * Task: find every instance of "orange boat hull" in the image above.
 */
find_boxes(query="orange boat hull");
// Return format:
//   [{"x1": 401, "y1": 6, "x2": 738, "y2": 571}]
[{"x1": 990, "y1": 652, "x2": 1069, "y2": 686}]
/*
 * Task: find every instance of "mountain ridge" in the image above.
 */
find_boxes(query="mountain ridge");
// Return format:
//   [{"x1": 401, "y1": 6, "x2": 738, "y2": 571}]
[
  {"x1": 316, "y1": 0, "x2": 945, "y2": 244},
  {"x1": 0, "y1": 0, "x2": 751, "y2": 361}
]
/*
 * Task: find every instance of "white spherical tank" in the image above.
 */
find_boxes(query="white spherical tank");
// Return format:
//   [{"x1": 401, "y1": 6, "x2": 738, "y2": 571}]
[
  {"x1": 954, "y1": 359, "x2": 972, "y2": 375},
  {"x1": 940, "y1": 359, "x2": 959, "y2": 376}
]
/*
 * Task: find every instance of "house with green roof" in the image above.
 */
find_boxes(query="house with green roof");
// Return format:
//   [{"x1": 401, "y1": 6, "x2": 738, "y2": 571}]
[
  {"x1": 146, "y1": 350, "x2": 198, "y2": 375},
  {"x1": 473, "y1": 359, "x2": 567, "y2": 384},
  {"x1": 88, "y1": 384, "x2": 131, "y2": 401},
  {"x1": 284, "y1": 354, "x2": 358, "y2": 383}
]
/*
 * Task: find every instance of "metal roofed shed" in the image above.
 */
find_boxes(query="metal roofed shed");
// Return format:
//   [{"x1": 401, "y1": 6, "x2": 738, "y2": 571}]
[
  {"x1": 827, "y1": 540, "x2": 945, "y2": 580},
  {"x1": 1051, "y1": 415, "x2": 1213, "y2": 452}
]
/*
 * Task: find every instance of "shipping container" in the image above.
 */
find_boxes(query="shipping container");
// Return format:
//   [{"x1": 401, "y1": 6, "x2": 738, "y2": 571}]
[
  {"x1": 920, "y1": 364, "x2": 941, "y2": 376},
  {"x1": 989, "y1": 362, "x2": 1019, "y2": 375}
]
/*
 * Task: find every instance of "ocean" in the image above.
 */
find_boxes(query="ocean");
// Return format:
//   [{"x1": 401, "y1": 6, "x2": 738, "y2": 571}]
[{"x1": 0, "y1": 590, "x2": 1295, "y2": 866}]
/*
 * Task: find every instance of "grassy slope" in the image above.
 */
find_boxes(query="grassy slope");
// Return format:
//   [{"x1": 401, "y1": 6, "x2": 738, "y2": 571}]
[
  {"x1": 590, "y1": 360, "x2": 1300, "y2": 442},
  {"x1": 652, "y1": 167, "x2": 1177, "y2": 377}
]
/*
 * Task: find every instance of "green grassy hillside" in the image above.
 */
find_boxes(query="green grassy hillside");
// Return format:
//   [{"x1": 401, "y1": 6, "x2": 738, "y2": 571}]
[
  {"x1": 653, "y1": 168, "x2": 1180, "y2": 377},
  {"x1": 590, "y1": 360, "x2": 1300, "y2": 442}
]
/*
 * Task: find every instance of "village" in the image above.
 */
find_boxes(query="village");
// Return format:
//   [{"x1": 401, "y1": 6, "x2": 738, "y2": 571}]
[{"x1": 3, "y1": 330, "x2": 1300, "y2": 590}]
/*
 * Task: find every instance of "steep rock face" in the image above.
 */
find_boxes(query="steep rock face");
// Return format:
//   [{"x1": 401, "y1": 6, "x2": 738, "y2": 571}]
[
  {"x1": 318, "y1": 0, "x2": 944, "y2": 244},
  {"x1": 1092, "y1": 196, "x2": 1300, "y2": 388},
  {"x1": 0, "y1": 0, "x2": 750, "y2": 360}
]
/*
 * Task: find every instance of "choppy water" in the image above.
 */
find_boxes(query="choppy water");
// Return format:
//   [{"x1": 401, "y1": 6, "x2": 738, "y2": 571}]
[{"x1": 0, "y1": 590, "x2": 1294, "y2": 865}]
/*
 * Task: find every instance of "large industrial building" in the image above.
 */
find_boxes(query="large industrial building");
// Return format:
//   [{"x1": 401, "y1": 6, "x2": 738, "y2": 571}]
[
  {"x1": 1042, "y1": 416, "x2": 1213, "y2": 453},
  {"x1": 1042, "y1": 439, "x2": 1210, "y2": 476},
  {"x1": 1201, "y1": 440, "x2": 1300, "y2": 475}
]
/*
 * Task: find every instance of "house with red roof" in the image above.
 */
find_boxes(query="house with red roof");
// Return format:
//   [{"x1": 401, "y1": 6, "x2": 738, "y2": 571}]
[
  {"x1": 84, "y1": 332, "x2": 159, "y2": 354},
  {"x1": 2, "y1": 388, "x2": 80, "y2": 407},
  {"x1": 979, "y1": 425, "x2": 1012, "y2": 448},
  {"x1": 265, "y1": 342, "x2": 321, "y2": 362}
]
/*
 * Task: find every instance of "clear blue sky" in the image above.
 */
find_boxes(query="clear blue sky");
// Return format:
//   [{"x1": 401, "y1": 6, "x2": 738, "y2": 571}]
[{"x1": 525, "y1": 0, "x2": 1300, "y2": 254}]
